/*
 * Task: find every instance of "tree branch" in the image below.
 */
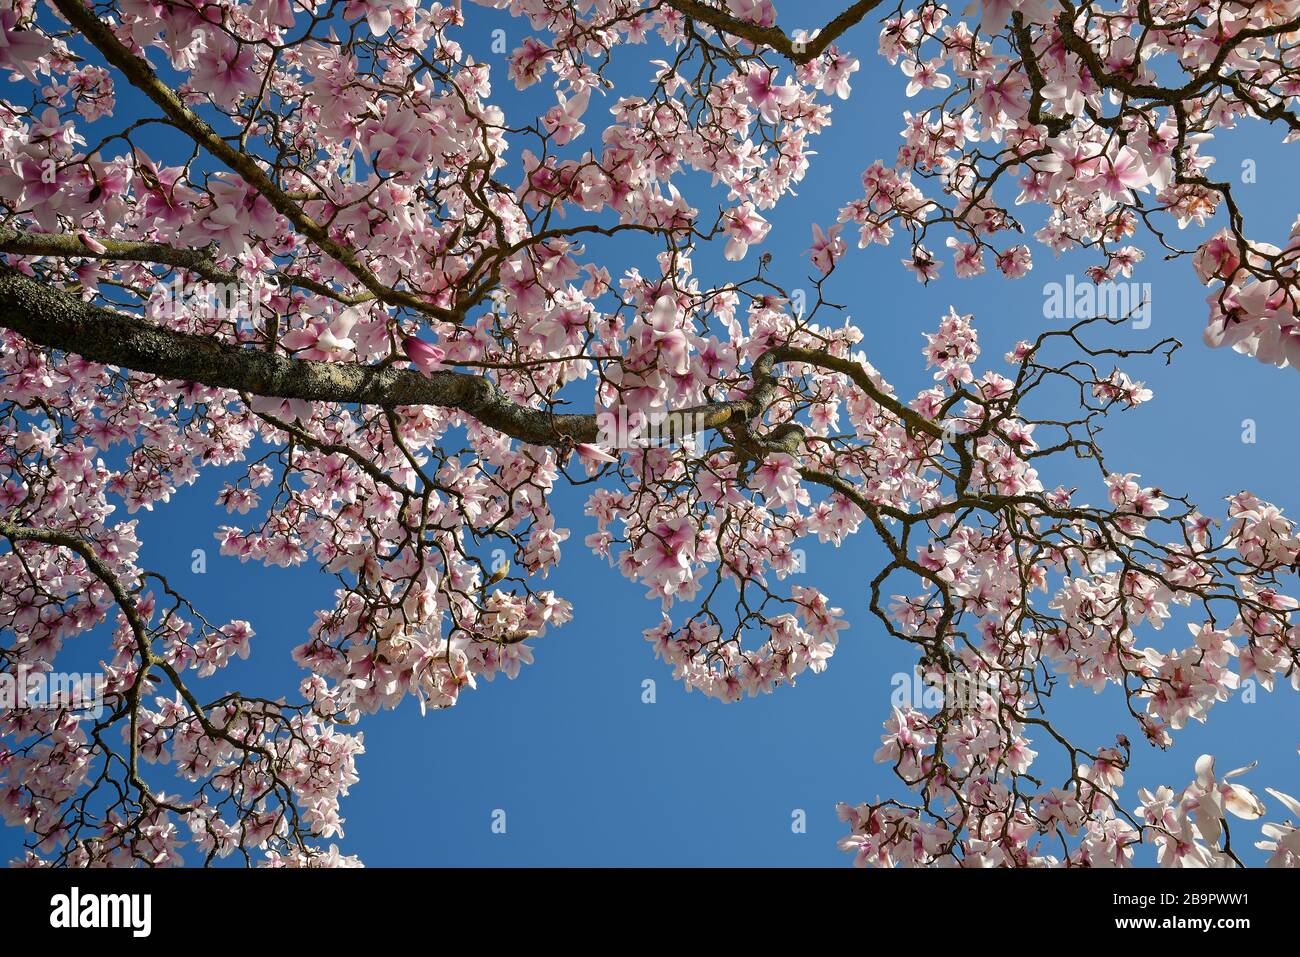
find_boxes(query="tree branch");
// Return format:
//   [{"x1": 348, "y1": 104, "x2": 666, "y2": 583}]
[
  {"x1": 49, "y1": 0, "x2": 459, "y2": 321},
  {"x1": 659, "y1": 0, "x2": 883, "y2": 63},
  {"x1": 0, "y1": 263, "x2": 757, "y2": 447},
  {"x1": 0, "y1": 228, "x2": 381, "y2": 308}
]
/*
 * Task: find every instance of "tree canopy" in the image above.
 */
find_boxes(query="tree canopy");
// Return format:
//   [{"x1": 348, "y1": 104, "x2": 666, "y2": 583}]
[{"x1": 2, "y1": 0, "x2": 1299, "y2": 867}]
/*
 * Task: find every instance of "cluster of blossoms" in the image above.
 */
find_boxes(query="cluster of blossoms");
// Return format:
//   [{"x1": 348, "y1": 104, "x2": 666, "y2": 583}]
[
  {"x1": 814, "y1": 0, "x2": 1300, "y2": 370},
  {"x1": 838, "y1": 746, "x2": 1300, "y2": 867},
  {"x1": 0, "y1": 0, "x2": 865, "y2": 865},
  {"x1": 830, "y1": 312, "x2": 1300, "y2": 866},
  {"x1": 0, "y1": 0, "x2": 1297, "y2": 867}
]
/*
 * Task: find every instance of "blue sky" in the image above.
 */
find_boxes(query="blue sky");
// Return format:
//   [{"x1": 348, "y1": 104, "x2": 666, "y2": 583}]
[{"x1": 4, "y1": 1, "x2": 1299, "y2": 866}]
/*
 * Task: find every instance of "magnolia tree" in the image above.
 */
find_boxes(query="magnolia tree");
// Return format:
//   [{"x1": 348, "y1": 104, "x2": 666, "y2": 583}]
[{"x1": 1, "y1": 0, "x2": 1299, "y2": 867}]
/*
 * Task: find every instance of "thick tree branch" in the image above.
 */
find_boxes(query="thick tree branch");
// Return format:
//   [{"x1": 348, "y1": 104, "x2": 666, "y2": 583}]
[
  {"x1": 0, "y1": 264, "x2": 757, "y2": 447},
  {"x1": 0, "y1": 265, "x2": 943, "y2": 451},
  {"x1": 0, "y1": 228, "x2": 228, "y2": 279},
  {"x1": 0, "y1": 228, "x2": 381, "y2": 308},
  {"x1": 659, "y1": 0, "x2": 883, "y2": 63}
]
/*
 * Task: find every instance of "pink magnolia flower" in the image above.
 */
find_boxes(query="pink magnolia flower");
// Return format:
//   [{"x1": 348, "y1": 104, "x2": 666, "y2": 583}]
[
  {"x1": 0, "y1": 10, "x2": 52, "y2": 82},
  {"x1": 646, "y1": 294, "x2": 690, "y2": 373},
  {"x1": 282, "y1": 308, "x2": 362, "y2": 361},
  {"x1": 1186, "y1": 754, "x2": 1266, "y2": 845},
  {"x1": 509, "y1": 37, "x2": 551, "y2": 90},
  {"x1": 531, "y1": 302, "x2": 592, "y2": 354},
  {"x1": 946, "y1": 237, "x2": 985, "y2": 278},
  {"x1": 742, "y1": 66, "x2": 799, "y2": 123},
  {"x1": 542, "y1": 88, "x2": 591, "y2": 146},
  {"x1": 575, "y1": 443, "x2": 618, "y2": 465},
  {"x1": 1093, "y1": 147, "x2": 1150, "y2": 203},
  {"x1": 977, "y1": 0, "x2": 1017, "y2": 27},
  {"x1": 361, "y1": 106, "x2": 431, "y2": 173},
  {"x1": 903, "y1": 246, "x2": 941, "y2": 283},
  {"x1": 1193, "y1": 228, "x2": 1243, "y2": 284},
  {"x1": 899, "y1": 59, "x2": 950, "y2": 97},
  {"x1": 246, "y1": 394, "x2": 313, "y2": 423},
  {"x1": 725, "y1": 0, "x2": 776, "y2": 28},
  {"x1": 77, "y1": 232, "x2": 108, "y2": 255},
  {"x1": 199, "y1": 178, "x2": 280, "y2": 255},
  {"x1": 402, "y1": 335, "x2": 446, "y2": 375},
  {"x1": 995, "y1": 244, "x2": 1032, "y2": 278},
  {"x1": 722, "y1": 203, "x2": 769, "y2": 261},
  {"x1": 190, "y1": 33, "x2": 257, "y2": 109},
  {"x1": 820, "y1": 51, "x2": 860, "y2": 100},
  {"x1": 631, "y1": 516, "x2": 696, "y2": 594},
  {"x1": 1258, "y1": 788, "x2": 1300, "y2": 866},
  {"x1": 749, "y1": 453, "x2": 802, "y2": 507},
  {"x1": 343, "y1": 0, "x2": 398, "y2": 35},
  {"x1": 807, "y1": 223, "x2": 846, "y2": 275}
]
